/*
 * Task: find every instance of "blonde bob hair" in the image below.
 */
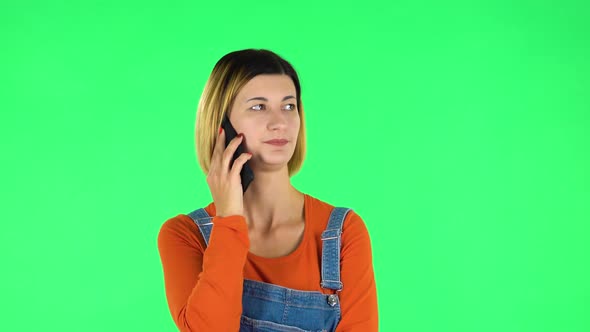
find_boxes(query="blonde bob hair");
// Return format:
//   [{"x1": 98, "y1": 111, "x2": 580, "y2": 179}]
[{"x1": 195, "y1": 49, "x2": 306, "y2": 177}]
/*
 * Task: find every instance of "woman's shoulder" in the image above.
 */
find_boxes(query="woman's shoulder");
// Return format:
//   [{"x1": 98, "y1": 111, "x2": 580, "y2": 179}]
[
  {"x1": 159, "y1": 201, "x2": 215, "y2": 233},
  {"x1": 159, "y1": 213, "x2": 197, "y2": 234},
  {"x1": 157, "y1": 205, "x2": 213, "y2": 252},
  {"x1": 305, "y1": 193, "x2": 368, "y2": 235}
]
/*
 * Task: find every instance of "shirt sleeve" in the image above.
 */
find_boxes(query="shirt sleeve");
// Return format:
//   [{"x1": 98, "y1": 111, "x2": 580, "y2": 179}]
[
  {"x1": 336, "y1": 211, "x2": 379, "y2": 331},
  {"x1": 157, "y1": 214, "x2": 250, "y2": 332}
]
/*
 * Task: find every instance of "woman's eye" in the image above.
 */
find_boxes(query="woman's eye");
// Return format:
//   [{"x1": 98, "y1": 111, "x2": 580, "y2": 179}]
[{"x1": 250, "y1": 104, "x2": 296, "y2": 111}]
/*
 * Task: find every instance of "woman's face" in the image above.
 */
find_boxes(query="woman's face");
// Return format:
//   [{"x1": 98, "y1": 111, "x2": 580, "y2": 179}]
[{"x1": 228, "y1": 74, "x2": 300, "y2": 171}]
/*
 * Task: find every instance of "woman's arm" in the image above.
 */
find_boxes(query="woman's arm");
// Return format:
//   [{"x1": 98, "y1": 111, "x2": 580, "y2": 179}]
[
  {"x1": 336, "y1": 212, "x2": 379, "y2": 331},
  {"x1": 157, "y1": 214, "x2": 250, "y2": 332}
]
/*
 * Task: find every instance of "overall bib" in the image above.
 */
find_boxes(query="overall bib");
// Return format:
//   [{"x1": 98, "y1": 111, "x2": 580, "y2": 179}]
[{"x1": 186, "y1": 207, "x2": 353, "y2": 332}]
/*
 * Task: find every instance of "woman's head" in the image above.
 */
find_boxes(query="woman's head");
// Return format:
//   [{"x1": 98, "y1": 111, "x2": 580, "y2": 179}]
[{"x1": 195, "y1": 49, "x2": 306, "y2": 177}]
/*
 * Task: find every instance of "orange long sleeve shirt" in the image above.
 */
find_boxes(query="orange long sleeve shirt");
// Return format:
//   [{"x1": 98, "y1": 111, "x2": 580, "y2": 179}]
[{"x1": 157, "y1": 193, "x2": 378, "y2": 331}]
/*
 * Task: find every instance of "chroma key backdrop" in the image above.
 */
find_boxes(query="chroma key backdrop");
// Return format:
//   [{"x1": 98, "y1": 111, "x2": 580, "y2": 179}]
[{"x1": 1, "y1": 1, "x2": 588, "y2": 331}]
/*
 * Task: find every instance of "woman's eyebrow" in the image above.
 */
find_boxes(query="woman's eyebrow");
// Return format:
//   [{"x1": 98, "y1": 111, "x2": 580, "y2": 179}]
[{"x1": 246, "y1": 95, "x2": 296, "y2": 102}]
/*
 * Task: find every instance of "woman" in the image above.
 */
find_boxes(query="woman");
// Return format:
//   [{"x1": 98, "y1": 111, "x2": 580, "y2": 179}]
[{"x1": 157, "y1": 49, "x2": 378, "y2": 331}]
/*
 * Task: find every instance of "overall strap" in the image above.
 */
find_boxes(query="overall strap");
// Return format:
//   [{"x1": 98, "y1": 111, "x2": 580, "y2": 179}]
[
  {"x1": 320, "y1": 207, "x2": 353, "y2": 291},
  {"x1": 186, "y1": 208, "x2": 213, "y2": 247}
]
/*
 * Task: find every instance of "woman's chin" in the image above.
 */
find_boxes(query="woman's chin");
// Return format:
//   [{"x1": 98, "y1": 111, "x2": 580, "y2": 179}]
[{"x1": 248, "y1": 154, "x2": 292, "y2": 170}]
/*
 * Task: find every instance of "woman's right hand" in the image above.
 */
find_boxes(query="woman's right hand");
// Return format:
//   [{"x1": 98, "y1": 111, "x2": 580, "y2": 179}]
[{"x1": 206, "y1": 127, "x2": 253, "y2": 218}]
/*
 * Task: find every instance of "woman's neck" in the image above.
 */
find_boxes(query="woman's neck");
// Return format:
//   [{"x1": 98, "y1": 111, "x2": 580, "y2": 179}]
[{"x1": 242, "y1": 169, "x2": 303, "y2": 231}]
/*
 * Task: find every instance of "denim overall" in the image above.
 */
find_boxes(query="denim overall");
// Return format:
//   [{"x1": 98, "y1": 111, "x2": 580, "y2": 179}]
[{"x1": 187, "y1": 207, "x2": 353, "y2": 332}]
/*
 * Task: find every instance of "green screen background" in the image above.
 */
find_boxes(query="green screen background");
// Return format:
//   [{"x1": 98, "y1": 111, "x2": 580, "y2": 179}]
[{"x1": 1, "y1": 1, "x2": 588, "y2": 331}]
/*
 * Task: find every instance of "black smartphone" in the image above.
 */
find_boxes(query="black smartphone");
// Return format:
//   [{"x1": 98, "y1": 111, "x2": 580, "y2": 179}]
[{"x1": 221, "y1": 114, "x2": 255, "y2": 193}]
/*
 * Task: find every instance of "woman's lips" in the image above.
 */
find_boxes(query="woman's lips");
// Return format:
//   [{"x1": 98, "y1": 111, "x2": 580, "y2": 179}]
[{"x1": 264, "y1": 139, "x2": 288, "y2": 146}]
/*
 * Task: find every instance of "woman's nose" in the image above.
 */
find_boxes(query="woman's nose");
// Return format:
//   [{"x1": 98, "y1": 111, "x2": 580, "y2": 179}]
[{"x1": 267, "y1": 109, "x2": 288, "y2": 127}]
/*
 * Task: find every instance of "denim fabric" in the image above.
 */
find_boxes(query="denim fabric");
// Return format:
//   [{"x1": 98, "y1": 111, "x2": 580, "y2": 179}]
[{"x1": 187, "y1": 206, "x2": 353, "y2": 332}]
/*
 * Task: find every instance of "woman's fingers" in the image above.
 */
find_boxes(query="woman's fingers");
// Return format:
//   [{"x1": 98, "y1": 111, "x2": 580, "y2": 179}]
[
  {"x1": 221, "y1": 134, "x2": 244, "y2": 171},
  {"x1": 230, "y1": 152, "x2": 253, "y2": 179},
  {"x1": 206, "y1": 127, "x2": 249, "y2": 218}
]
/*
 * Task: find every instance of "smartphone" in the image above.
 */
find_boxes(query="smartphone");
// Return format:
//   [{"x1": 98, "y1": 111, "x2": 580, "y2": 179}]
[{"x1": 221, "y1": 114, "x2": 255, "y2": 193}]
